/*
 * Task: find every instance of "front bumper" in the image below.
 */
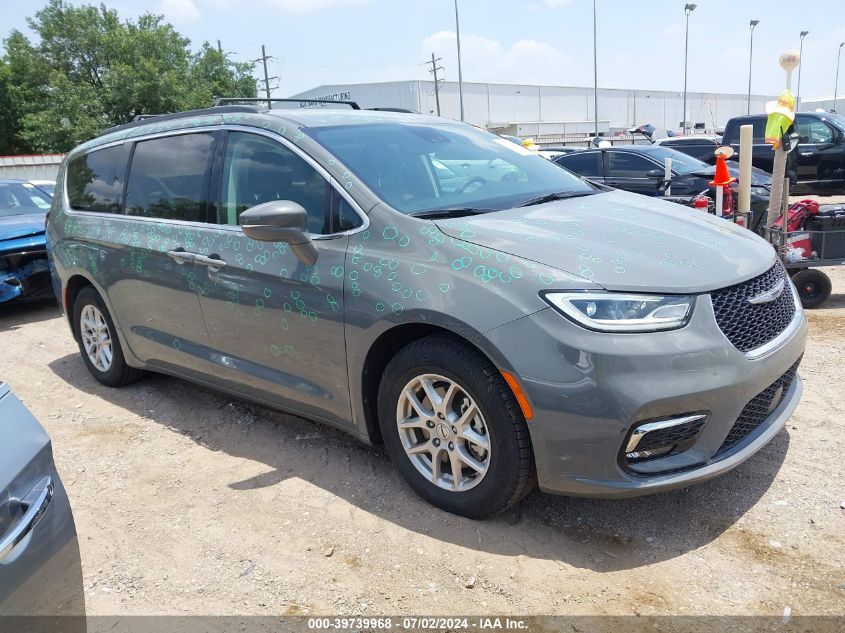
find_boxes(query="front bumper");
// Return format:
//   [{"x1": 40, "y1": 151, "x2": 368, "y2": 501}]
[{"x1": 484, "y1": 291, "x2": 807, "y2": 498}]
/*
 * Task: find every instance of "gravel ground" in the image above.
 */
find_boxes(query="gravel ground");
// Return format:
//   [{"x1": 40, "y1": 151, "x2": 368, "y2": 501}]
[{"x1": 1, "y1": 260, "x2": 843, "y2": 618}]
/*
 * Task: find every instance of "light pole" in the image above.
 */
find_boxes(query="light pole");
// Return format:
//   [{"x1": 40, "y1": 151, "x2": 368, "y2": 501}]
[
  {"x1": 797, "y1": 31, "x2": 808, "y2": 107},
  {"x1": 454, "y1": 0, "x2": 465, "y2": 121},
  {"x1": 593, "y1": 0, "x2": 598, "y2": 137},
  {"x1": 835, "y1": 42, "x2": 844, "y2": 114},
  {"x1": 682, "y1": 3, "x2": 696, "y2": 134},
  {"x1": 747, "y1": 20, "x2": 759, "y2": 115}
]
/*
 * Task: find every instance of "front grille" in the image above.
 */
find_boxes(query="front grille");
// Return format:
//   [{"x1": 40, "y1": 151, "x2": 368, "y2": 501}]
[
  {"x1": 715, "y1": 358, "x2": 801, "y2": 456},
  {"x1": 710, "y1": 263, "x2": 796, "y2": 353}
]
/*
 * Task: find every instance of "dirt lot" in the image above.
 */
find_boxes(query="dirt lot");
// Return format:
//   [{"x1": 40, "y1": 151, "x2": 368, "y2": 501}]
[{"x1": 1, "y1": 268, "x2": 844, "y2": 618}]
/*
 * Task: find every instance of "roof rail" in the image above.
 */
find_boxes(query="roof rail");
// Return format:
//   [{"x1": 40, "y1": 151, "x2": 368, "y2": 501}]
[
  {"x1": 98, "y1": 105, "x2": 259, "y2": 137},
  {"x1": 212, "y1": 97, "x2": 361, "y2": 110},
  {"x1": 366, "y1": 107, "x2": 417, "y2": 113}
]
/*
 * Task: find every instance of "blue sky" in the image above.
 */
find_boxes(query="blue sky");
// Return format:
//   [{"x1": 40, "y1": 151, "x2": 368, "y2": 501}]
[{"x1": 2, "y1": 0, "x2": 844, "y2": 100}]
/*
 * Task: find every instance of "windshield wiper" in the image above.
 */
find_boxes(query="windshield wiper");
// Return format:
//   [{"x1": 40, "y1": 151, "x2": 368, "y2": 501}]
[
  {"x1": 516, "y1": 190, "x2": 602, "y2": 208},
  {"x1": 410, "y1": 207, "x2": 493, "y2": 219}
]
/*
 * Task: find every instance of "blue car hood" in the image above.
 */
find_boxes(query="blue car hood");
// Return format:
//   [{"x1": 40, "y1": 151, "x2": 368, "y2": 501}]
[
  {"x1": 0, "y1": 213, "x2": 46, "y2": 242},
  {"x1": 435, "y1": 189, "x2": 776, "y2": 294}
]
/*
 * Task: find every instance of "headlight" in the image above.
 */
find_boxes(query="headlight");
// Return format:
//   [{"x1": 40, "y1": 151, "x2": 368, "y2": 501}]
[{"x1": 542, "y1": 292, "x2": 695, "y2": 332}]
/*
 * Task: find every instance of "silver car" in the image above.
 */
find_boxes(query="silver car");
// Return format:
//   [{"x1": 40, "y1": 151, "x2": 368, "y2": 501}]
[
  {"x1": 46, "y1": 106, "x2": 806, "y2": 519},
  {"x1": 0, "y1": 382, "x2": 85, "y2": 626}
]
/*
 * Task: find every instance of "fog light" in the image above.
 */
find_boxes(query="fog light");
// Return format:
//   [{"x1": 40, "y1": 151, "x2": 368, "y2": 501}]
[{"x1": 624, "y1": 413, "x2": 708, "y2": 464}]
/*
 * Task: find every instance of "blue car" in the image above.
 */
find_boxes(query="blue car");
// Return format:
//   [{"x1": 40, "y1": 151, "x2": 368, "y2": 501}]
[{"x1": 0, "y1": 180, "x2": 53, "y2": 303}]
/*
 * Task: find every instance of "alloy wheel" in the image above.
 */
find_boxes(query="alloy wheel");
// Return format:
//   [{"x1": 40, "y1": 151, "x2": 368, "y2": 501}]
[
  {"x1": 80, "y1": 304, "x2": 113, "y2": 372},
  {"x1": 396, "y1": 373, "x2": 491, "y2": 492}
]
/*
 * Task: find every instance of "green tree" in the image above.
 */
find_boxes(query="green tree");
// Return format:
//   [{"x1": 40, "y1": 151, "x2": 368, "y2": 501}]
[{"x1": 0, "y1": 0, "x2": 257, "y2": 154}]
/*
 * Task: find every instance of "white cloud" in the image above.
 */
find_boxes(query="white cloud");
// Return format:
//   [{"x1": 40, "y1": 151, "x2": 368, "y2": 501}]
[
  {"x1": 264, "y1": 0, "x2": 371, "y2": 12},
  {"x1": 422, "y1": 31, "x2": 572, "y2": 85},
  {"x1": 158, "y1": 0, "x2": 201, "y2": 21}
]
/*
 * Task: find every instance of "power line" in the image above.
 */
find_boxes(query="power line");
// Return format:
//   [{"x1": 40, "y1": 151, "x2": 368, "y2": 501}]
[
  {"x1": 423, "y1": 53, "x2": 445, "y2": 116},
  {"x1": 252, "y1": 45, "x2": 279, "y2": 106}
]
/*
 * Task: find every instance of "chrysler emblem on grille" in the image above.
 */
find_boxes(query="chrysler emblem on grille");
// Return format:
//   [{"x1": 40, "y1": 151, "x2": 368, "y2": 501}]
[{"x1": 747, "y1": 278, "x2": 786, "y2": 305}]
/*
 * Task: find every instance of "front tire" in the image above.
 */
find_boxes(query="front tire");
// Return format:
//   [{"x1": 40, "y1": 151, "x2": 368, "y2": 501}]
[
  {"x1": 72, "y1": 286, "x2": 143, "y2": 387},
  {"x1": 378, "y1": 334, "x2": 535, "y2": 519}
]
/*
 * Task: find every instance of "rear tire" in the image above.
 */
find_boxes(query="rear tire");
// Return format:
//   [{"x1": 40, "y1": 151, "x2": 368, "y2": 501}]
[
  {"x1": 791, "y1": 269, "x2": 832, "y2": 309},
  {"x1": 377, "y1": 334, "x2": 535, "y2": 519},
  {"x1": 72, "y1": 286, "x2": 143, "y2": 387}
]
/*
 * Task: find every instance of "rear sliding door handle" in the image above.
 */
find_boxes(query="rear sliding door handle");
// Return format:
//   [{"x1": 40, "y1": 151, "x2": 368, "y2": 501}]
[
  {"x1": 0, "y1": 476, "x2": 53, "y2": 560},
  {"x1": 166, "y1": 250, "x2": 195, "y2": 265},
  {"x1": 194, "y1": 254, "x2": 228, "y2": 271}
]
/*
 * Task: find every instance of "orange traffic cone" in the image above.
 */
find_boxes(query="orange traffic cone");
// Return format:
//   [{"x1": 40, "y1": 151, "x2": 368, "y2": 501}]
[{"x1": 710, "y1": 147, "x2": 736, "y2": 187}]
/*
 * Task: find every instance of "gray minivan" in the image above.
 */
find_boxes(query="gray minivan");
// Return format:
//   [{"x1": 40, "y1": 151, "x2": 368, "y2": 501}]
[{"x1": 47, "y1": 104, "x2": 807, "y2": 519}]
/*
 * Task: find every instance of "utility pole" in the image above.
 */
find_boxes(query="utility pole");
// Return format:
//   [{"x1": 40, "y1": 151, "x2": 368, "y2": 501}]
[
  {"x1": 253, "y1": 45, "x2": 279, "y2": 108},
  {"x1": 454, "y1": 0, "x2": 465, "y2": 121},
  {"x1": 425, "y1": 53, "x2": 445, "y2": 116},
  {"x1": 747, "y1": 20, "x2": 759, "y2": 114},
  {"x1": 682, "y1": 3, "x2": 697, "y2": 134},
  {"x1": 592, "y1": 0, "x2": 598, "y2": 138},
  {"x1": 835, "y1": 43, "x2": 844, "y2": 113},
  {"x1": 217, "y1": 39, "x2": 222, "y2": 54},
  {"x1": 797, "y1": 31, "x2": 808, "y2": 107}
]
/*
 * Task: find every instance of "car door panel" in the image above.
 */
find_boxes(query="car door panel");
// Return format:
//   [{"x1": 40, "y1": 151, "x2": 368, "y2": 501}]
[
  {"x1": 193, "y1": 130, "x2": 353, "y2": 426},
  {"x1": 606, "y1": 151, "x2": 660, "y2": 195},
  {"x1": 0, "y1": 383, "x2": 85, "y2": 626},
  {"x1": 99, "y1": 131, "x2": 221, "y2": 373},
  {"x1": 194, "y1": 230, "x2": 351, "y2": 425}
]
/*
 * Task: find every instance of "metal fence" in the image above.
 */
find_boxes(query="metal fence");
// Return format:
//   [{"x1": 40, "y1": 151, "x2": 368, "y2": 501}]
[{"x1": 0, "y1": 154, "x2": 64, "y2": 181}]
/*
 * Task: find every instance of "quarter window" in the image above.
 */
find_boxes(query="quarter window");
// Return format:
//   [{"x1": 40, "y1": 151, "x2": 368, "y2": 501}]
[
  {"x1": 220, "y1": 132, "x2": 332, "y2": 234},
  {"x1": 66, "y1": 145, "x2": 130, "y2": 213},
  {"x1": 125, "y1": 133, "x2": 215, "y2": 222}
]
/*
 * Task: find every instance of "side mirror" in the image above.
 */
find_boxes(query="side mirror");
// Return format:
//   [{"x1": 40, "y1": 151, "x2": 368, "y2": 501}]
[
  {"x1": 646, "y1": 168, "x2": 665, "y2": 179},
  {"x1": 786, "y1": 132, "x2": 801, "y2": 153},
  {"x1": 239, "y1": 200, "x2": 318, "y2": 266}
]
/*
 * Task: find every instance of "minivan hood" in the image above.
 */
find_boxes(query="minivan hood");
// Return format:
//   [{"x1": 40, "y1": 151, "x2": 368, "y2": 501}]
[{"x1": 434, "y1": 190, "x2": 776, "y2": 293}]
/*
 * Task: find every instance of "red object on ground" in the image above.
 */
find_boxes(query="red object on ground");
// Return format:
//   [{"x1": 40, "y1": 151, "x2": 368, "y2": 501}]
[
  {"x1": 774, "y1": 199, "x2": 820, "y2": 231},
  {"x1": 693, "y1": 196, "x2": 710, "y2": 209}
]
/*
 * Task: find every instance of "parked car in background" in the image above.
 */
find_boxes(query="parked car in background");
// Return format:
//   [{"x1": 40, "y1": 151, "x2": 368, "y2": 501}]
[
  {"x1": 537, "y1": 146, "x2": 581, "y2": 161},
  {"x1": 49, "y1": 105, "x2": 805, "y2": 519},
  {"x1": 653, "y1": 135, "x2": 722, "y2": 165},
  {"x1": 28, "y1": 180, "x2": 56, "y2": 197},
  {"x1": 1, "y1": 180, "x2": 52, "y2": 303},
  {"x1": 554, "y1": 145, "x2": 773, "y2": 230},
  {"x1": 723, "y1": 112, "x2": 845, "y2": 193},
  {"x1": 0, "y1": 382, "x2": 85, "y2": 627}
]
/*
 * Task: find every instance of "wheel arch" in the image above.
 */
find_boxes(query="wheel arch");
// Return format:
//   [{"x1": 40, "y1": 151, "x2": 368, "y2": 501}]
[
  {"x1": 359, "y1": 321, "x2": 514, "y2": 445},
  {"x1": 64, "y1": 273, "x2": 96, "y2": 340}
]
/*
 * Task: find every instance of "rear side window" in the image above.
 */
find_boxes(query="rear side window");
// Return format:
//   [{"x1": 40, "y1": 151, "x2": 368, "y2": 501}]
[
  {"x1": 66, "y1": 145, "x2": 130, "y2": 213},
  {"x1": 725, "y1": 119, "x2": 766, "y2": 144},
  {"x1": 556, "y1": 152, "x2": 603, "y2": 178},
  {"x1": 125, "y1": 133, "x2": 215, "y2": 222}
]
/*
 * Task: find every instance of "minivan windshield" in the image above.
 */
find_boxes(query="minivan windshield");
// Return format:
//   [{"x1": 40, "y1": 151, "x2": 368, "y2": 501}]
[
  {"x1": 307, "y1": 121, "x2": 596, "y2": 214},
  {"x1": 0, "y1": 182, "x2": 52, "y2": 217}
]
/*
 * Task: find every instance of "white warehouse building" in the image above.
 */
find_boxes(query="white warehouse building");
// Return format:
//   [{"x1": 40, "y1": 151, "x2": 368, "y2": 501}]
[{"x1": 290, "y1": 80, "x2": 778, "y2": 142}]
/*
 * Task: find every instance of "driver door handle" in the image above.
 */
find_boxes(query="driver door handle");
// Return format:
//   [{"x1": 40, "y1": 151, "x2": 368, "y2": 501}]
[
  {"x1": 0, "y1": 476, "x2": 53, "y2": 560},
  {"x1": 194, "y1": 254, "x2": 228, "y2": 271},
  {"x1": 166, "y1": 249, "x2": 195, "y2": 265}
]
